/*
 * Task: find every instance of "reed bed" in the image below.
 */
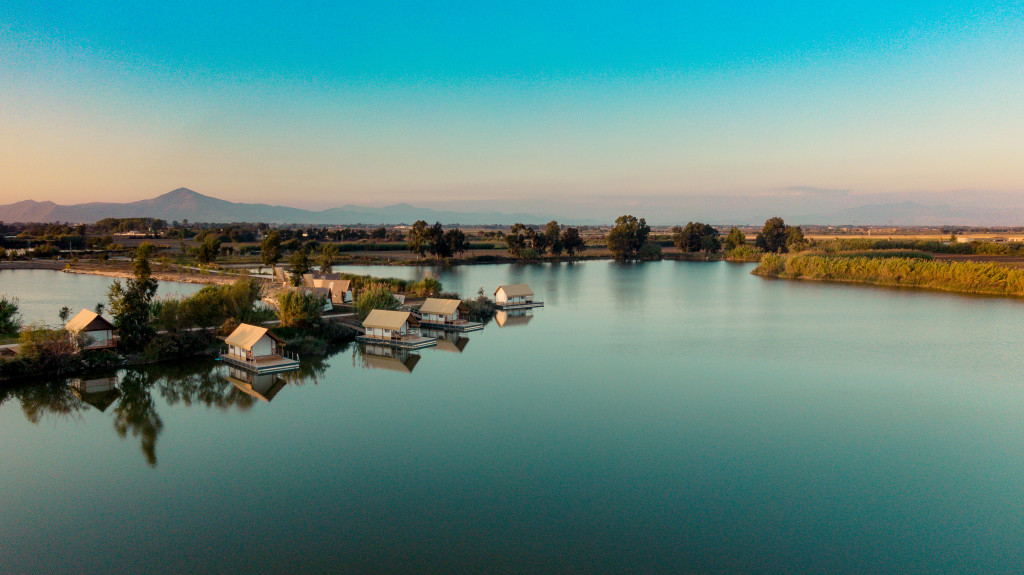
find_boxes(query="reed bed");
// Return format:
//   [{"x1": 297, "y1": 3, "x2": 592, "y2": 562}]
[{"x1": 753, "y1": 253, "x2": 1024, "y2": 297}]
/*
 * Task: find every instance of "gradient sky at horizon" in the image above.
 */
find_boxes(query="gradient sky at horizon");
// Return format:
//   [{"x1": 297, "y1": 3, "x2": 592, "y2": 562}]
[{"x1": 2, "y1": 1, "x2": 1022, "y2": 209}]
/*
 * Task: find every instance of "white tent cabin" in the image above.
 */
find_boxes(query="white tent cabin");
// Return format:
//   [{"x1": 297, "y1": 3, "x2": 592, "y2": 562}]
[
  {"x1": 494, "y1": 284, "x2": 541, "y2": 308},
  {"x1": 221, "y1": 323, "x2": 300, "y2": 373},
  {"x1": 418, "y1": 298, "x2": 468, "y2": 325},
  {"x1": 312, "y1": 278, "x2": 352, "y2": 304},
  {"x1": 64, "y1": 309, "x2": 117, "y2": 350},
  {"x1": 224, "y1": 324, "x2": 285, "y2": 361},
  {"x1": 298, "y1": 287, "x2": 334, "y2": 312},
  {"x1": 361, "y1": 310, "x2": 420, "y2": 341}
]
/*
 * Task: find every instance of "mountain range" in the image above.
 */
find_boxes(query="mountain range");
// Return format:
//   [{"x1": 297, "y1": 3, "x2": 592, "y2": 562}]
[
  {"x1": 2, "y1": 188, "x2": 1022, "y2": 226},
  {"x1": 0, "y1": 188, "x2": 573, "y2": 226}
]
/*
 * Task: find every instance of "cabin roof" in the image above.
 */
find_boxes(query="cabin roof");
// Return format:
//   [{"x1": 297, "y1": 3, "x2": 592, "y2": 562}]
[
  {"x1": 65, "y1": 309, "x2": 115, "y2": 333},
  {"x1": 312, "y1": 278, "x2": 350, "y2": 292},
  {"x1": 495, "y1": 284, "x2": 533, "y2": 297},
  {"x1": 224, "y1": 323, "x2": 283, "y2": 350},
  {"x1": 363, "y1": 309, "x2": 415, "y2": 331},
  {"x1": 418, "y1": 298, "x2": 466, "y2": 316},
  {"x1": 301, "y1": 287, "x2": 333, "y2": 299}
]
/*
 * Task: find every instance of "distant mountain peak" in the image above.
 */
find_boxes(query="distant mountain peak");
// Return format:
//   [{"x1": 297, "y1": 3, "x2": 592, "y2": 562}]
[{"x1": 159, "y1": 187, "x2": 204, "y2": 199}]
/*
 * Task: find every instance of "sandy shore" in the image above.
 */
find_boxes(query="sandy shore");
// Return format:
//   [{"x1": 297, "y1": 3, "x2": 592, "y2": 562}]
[{"x1": 64, "y1": 262, "x2": 266, "y2": 285}]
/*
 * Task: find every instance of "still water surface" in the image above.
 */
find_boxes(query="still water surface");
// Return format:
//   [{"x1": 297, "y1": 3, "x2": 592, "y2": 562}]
[{"x1": 2, "y1": 261, "x2": 1024, "y2": 573}]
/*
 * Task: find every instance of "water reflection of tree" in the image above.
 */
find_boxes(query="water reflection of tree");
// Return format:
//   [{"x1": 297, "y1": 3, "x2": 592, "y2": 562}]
[
  {"x1": 14, "y1": 381, "x2": 87, "y2": 424},
  {"x1": 8, "y1": 351, "x2": 341, "y2": 468},
  {"x1": 112, "y1": 369, "x2": 163, "y2": 467}
]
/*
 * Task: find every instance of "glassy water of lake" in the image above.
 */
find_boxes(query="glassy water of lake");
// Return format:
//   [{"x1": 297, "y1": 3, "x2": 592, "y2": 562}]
[
  {"x1": 0, "y1": 269, "x2": 206, "y2": 326},
  {"x1": 2, "y1": 261, "x2": 1024, "y2": 573}
]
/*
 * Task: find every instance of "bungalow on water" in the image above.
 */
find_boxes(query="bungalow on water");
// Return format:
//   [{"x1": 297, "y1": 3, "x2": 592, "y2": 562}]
[
  {"x1": 65, "y1": 309, "x2": 117, "y2": 350},
  {"x1": 220, "y1": 323, "x2": 300, "y2": 374},
  {"x1": 417, "y1": 298, "x2": 483, "y2": 331},
  {"x1": 356, "y1": 310, "x2": 436, "y2": 350},
  {"x1": 494, "y1": 284, "x2": 543, "y2": 309}
]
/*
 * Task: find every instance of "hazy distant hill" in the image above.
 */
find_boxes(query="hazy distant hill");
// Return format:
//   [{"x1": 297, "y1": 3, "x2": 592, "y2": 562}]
[{"x1": 0, "y1": 188, "x2": 571, "y2": 225}]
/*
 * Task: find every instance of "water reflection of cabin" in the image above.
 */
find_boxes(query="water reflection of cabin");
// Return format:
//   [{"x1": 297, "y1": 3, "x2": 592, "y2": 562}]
[
  {"x1": 226, "y1": 366, "x2": 287, "y2": 402},
  {"x1": 417, "y1": 298, "x2": 484, "y2": 331},
  {"x1": 356, "y1": 310, "x2": 436, "y2": 350},
  {"x1": 421, "y1": 328, "x2": 470, "y2": 353},
  {"x1": 70, "y1": 376, "x2": 120, "y2": 411},
  {"x1": 360, "y1": 344, "x2": 421, "y2": 373},
  {"x1": 495, "y1": 308, "x2": 534, "y2": 327},
  {"x1": 494, "y1": 284, "x2": 543, "y2": 309},
  {"x1": 221, "y1": 323, "x2": 301, "y2": 374},
  {"x1": 65, "y1": 309, "x2": 117, "y2": 350}
]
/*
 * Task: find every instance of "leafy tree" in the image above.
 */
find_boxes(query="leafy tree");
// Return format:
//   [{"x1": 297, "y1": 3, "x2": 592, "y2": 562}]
[
  {"x1": 58, "y1": 306, "x2": 71, "y2": 325},
  {"x1": 108, "y1": 244, "x2": 159, "y2": 352},
  {"x1": 427, "y1": 222, "x2": 452, "y2": 258},
  {"x1": 408, "y1": 220, "x2": 431, "y2": 257},
  {"x1": 640, "y1": 241, "x2": 663, "y2": 260},
  {"x1": 756, "y1": 217, "x2": 789, "y2": 253},
  {"x1": 527, "y1": 227, "x2": 549, "y2": 253},
  {"x1": 94, "y1": 302, "x2": 105, "y2": 315},
  {"x1": 18, "y1": 323, "x2": 81, "y2": 372},
  {"x1": 545, "y1": 221, "x2": 564, "y2": 255},
  {"x1": 320, "y1": 244, "x2": 339, "y2": 274},
  {"x1": 672, "y1": 222, "x2": 719, "y2": 253},
  {"x1": 786, "y1": 226, "x2": 807, "y2": 252},
  {"x1": 724, "y1": 227, "x2": 746, "y2": 251},
  {"x1": 261, "y1": 230, "x2": 282, "y2": 270},
  {"x1": 354, "y1": 282, "x2": 401, "y2": 321},
  {"x1": 505, "y1": 223, "x2": 528, "y2": 258},
  {"x1": 0, "y1": 295, "x2": 21, "y2": 337},
  {"x1": 289, "y1": 248, "x2": 312, "y2": 286},
  {"x1": 443, "y1": 228, "x2": 470, "y2": 257},
  {"x1": 196, "y1": 236, "x2": 221, "y2": 264},
  {"x1": 276, "y1": 290, "x2": 325, "y2": 328},
  {"x1": 606, "y1": 215, "x2": 650, "y2": 260},
  {"x1": 370, "y1": 227, "x2": 387, "y2": 240},
  {"x1": 561, "y1": 227, "x2": 586, "y2": 258}
]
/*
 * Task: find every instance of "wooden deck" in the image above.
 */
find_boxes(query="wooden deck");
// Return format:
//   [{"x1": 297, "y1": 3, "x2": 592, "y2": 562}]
[
  {"x1": 417, "y1": 320, "x2": 484, "y2": 332},
  {"x1": 219, "y1": 353, "x2": 301, "y2": 374},
  {"x1": 355, "y1": 334, "x2": 437, "y2": 350},
  {"x1": 495, "y1": 300, "x2": 544, "y2": 310}
]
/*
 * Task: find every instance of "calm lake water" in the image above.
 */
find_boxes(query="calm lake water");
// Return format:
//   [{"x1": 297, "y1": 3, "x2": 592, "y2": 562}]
[
  {"x1": 2, "y1": 261, "x2": 1024, "y2": 573},
  {"x1": 0, "y1": 269, "x2": 205, "y2": 326}
]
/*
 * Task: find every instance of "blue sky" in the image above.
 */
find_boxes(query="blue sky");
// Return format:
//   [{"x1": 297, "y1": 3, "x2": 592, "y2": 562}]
[{"x1": 1, "y1": 1, "x2": 1022, "y2": 216}]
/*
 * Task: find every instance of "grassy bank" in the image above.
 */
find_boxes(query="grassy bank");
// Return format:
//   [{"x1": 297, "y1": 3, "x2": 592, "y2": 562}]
[{"x1": 752, "y1": 253, "x2": 1024, "y2": 297}]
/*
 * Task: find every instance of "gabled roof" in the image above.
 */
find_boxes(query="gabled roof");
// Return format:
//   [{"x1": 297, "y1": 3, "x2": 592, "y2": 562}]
[
  {"x1": 225, "y1": 323, "x2": 283, "y2": 350},
  {"x1": 312, "y1": 278, "x2": 351, "y2": 292},
  {"x1": 65, "y1": 309, "x2": 115, "y2": 333},
  {"x1": 363, "y1": 309, "x2": 415, "y2": 331},
  {"x1": 418, "y1": 298, "x2": 466, "y2": 316},
  {"x1": 494, "y1": 284, "x2": 534, "y2": 297},
  {"x1": 301, "y1": 287, "x2": 333, "y2": 299}
]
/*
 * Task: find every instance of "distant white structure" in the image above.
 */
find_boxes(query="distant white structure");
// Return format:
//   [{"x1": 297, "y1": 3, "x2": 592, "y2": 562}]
[{"x1": 494, "y1": 284, "x2": 543, "y2": 309}]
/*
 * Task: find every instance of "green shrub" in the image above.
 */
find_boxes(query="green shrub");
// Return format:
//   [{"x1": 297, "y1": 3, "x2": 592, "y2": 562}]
[
  {"x1": 276, "y1": 290, "x2": 325, "y2": 328},
  {"x1": 354, "y1": 282, "x2": 401, "y2": 321},
  {"x1": 726, "y1": 245, "x2": 765, "y2": 262},
  {"x1": 0, "y1": 295, "x2": 20, "y2": 337}
]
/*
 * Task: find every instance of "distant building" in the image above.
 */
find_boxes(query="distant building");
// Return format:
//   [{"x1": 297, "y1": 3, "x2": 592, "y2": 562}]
[{"x1": 64, "y1": 309, "x2": 117, "y2": 350}]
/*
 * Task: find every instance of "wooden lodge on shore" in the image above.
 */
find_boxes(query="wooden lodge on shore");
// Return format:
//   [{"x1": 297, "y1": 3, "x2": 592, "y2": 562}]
[
  {"x1": 494, "y1": 284, "x2": 543, "y2": 309},
  {"x1": 220, "y1": 323, "x2": 300, "y2": 374},
  {"x1": 65, "y1": 309, "x2": 117, "y2": 350},
  {"x1": 356, "y1": 310, "x2": 436, "y2": 350},
  {"x1": 416, "y1": 298, "x2": 483, "y2": 331}
]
